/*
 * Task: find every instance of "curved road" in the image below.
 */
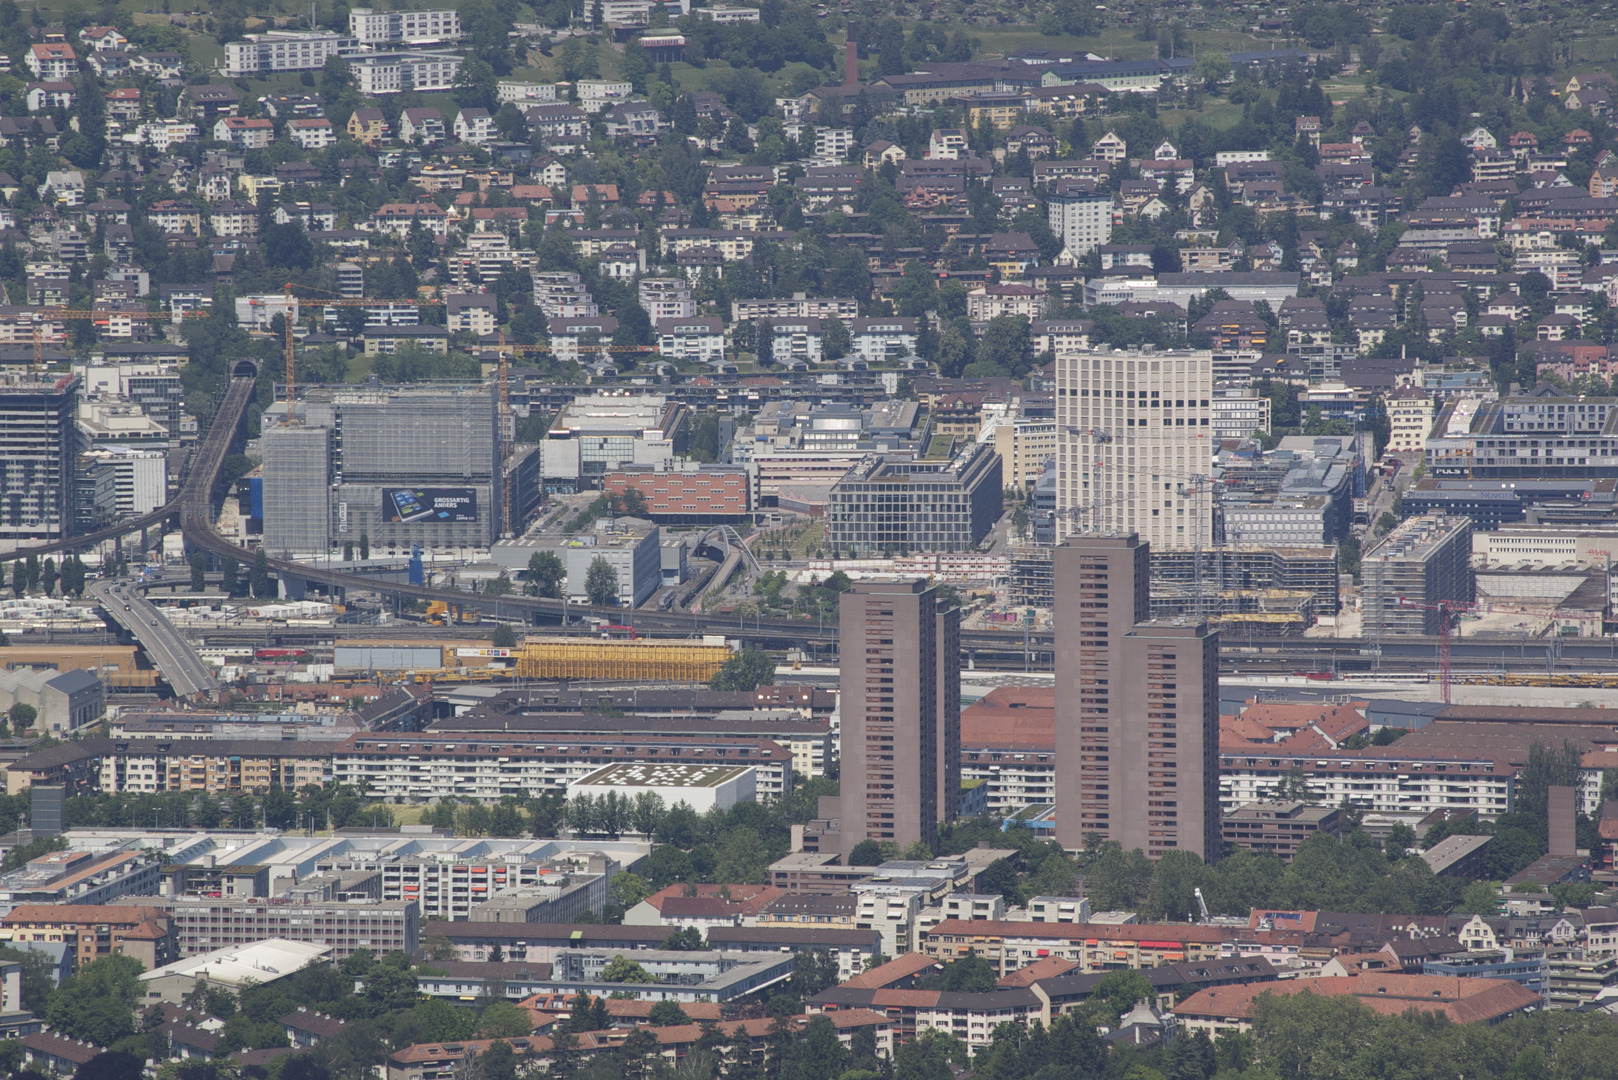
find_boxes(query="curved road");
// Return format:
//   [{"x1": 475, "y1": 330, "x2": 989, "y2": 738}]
[{"x1": 89, "y1": 578, "x2": 217, "y2": 698}]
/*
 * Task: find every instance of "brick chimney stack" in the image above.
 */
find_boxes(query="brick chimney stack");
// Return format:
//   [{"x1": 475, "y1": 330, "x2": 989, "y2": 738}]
[{"x1": 845, "y1": 41, "x2": 858, "y2": 86}]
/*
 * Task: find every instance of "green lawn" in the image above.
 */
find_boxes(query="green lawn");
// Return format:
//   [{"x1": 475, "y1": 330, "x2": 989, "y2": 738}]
[{"x1": 963, "y1": 25, "x2": 1276, "y2": 61}]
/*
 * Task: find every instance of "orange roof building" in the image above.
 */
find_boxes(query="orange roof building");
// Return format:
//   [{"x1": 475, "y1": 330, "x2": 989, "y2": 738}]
[{"x1": 1175, "y1": 974, "x2": 1542, "y2": 1035}]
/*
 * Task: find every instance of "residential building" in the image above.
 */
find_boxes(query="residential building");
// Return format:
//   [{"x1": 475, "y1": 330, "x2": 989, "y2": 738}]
[
  {"x1": 334, "y1": 733, "x2": 790, "y2": 805},
  {"x1": 398, "y1": 108, "x2": 445, "y2": 145},
  {"x1": 1221, "y1": 801, "x2": 1341, "y2": 860},
  {"x1": 143, "y1": 897, "x2": 416, "y2": 960},
  {"x1": 657, "y1": 317, "x2": 726, "y2": 362},
  {"x1": 1053, "y1": 534, "x2": 1222, "y2": 859},
  {"x1": 1054, "y1": 348, "x2": 1214, "y2": 550},
  {"x1": 445, "y1": 294, "x2": 497, "y2": 337},
  {"x1": 453, "y1": 109, "x2": 495, "y2": 145},
  {"x1": 346, "y1": 108, "x2": 389, "y2": 146},
  {"x1": 733, "y1": 296, "x2": 860, "y2": 322},
  {"x1": 922, "y1": 919, "x2": 1226, "y2": 977},
  {"x1": 850, "y1": 318, "x2": 918, "y2": 364},
  {"x1": 98, "y1": 740, "x2": 327, "y2": 794},
  {"x1": 764, "y1": 318, "x2": 824, "y2": 364},
  {"x1": 1218, "y1": 745, "x2": 1513, "y2": 819},
  {"x1": 1047, "y1": 180, "x2": 1113, "y2": 257},
  {"x1": 224, "y1": 32, "x2": 361, "y2": 77},
  {"x1": 1174, "y1": 974, "x2": 1540, "y2": 1036},
  {"x1": 26, "y1": 44, "x2": 75, "y2": 82},
  {"x1": 1387, "y1": 387, "x2": 1436, "y2": 459},
  {"x1": 814, "y1": 579, "x2": 960, "y2": 857},
  {"x1": 639, "y1": 278, "x2": 696, "y2": 320},
  {"x1": 286, "y1": 118, "x2": 336, "y2": 150},
  {"x1": 966, "y1": 284, "x2": 1051, "y2": 320},
  {"x1": 349, "y1": 52, "x2": 463, "y2": 96},
  {"x1": 348, "y1": 8, "x2": 462, "y2": 45},
  {"x1": 990, "y1": 415, "x2": 1058, "y2": 490},
  {"x1": 1211, "y1": 389, "x2": 1271, "y2": 441},
  {"x1": 0, "y1": 903, "x2": 174, "y2": 969}
]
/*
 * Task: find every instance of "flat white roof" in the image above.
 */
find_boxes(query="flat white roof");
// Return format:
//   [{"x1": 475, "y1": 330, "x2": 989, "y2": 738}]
[{"x1": 141, "y1": 939, "x2": 331, "y2": 987}]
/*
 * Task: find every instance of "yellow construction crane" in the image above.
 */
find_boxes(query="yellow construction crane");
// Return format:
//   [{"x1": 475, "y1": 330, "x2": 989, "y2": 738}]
[
  {"x1": 27, "y1": 308, "x2": 207, "y2": 374},
  {"x1": 277, "y1": 282, "x2": 443, "y2": 425}
]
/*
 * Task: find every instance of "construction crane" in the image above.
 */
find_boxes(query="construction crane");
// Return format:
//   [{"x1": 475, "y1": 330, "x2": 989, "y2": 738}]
[
  {"x1": 1391, "y1": 595, "x2": 1569, "y2": 704},
  {"x1": 489, "y1": 331, "x2": 548, "y2": 539},
  {"x1": 276, "y1": 283, "x2": 443, "y2": 426},
  {"x1": 27, "y1": 308, "x2": 207, "y2": 374}
]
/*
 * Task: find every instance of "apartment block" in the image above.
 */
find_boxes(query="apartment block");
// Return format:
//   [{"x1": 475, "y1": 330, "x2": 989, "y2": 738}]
[
  {"x1": 333, "y1": 733, "x2": 791, "y2": 804},
  {"x1": 146, "y1": 896, "x2": 418, "y2": 959},
  {"x1": 1055, "y1": 349, "x2": 1214, "y2": 550},
  {"x1": 1053, "y1": 535, "x2": 1220, "y2": 859},
  {"x1": 1046, "y1": 180, "x2": 1112, "y2": 257},
  {"x1": 99, "y1": 739, "x2": 328, "y2": 794},
  {"x1": 828, "y1": 580, "x2": 963, "y2": 856},
  {"x1": 349, "y1": 8, "x2": 462, "y2": 45},
  {"x1": 0, "y1": 903, "x2": 175, "y2": 969},
  {"x1": 1220, "y1": 800, "x2": 1341, "y2": 860}
]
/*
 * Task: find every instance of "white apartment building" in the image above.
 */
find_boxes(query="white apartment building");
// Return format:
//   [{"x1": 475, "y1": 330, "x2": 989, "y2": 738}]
[
  {"x1": 814, "y1": 128, "x2": 855, "y2": 163},
  {"x1": 1047, "y1": 183, "x2": 1112, "y2": 257},
  {"x1": 1055, "y1": 348, "x2": 1215, "y2": 550},
  {"x1": 960, "y1": 750, "x2": 1055, "y2": 814},
  {"x1": 576, "y1": 79, "x2": 634, "y2": 113},
  {"x1": 639, "y1": 278, "x2": 696, "y2": 321},
  {"x1": 1219, "y1": 748, "x2": 1514, "y2": 819},
  {"x1": 1211, "y1": 389, "x2": 1271, "y2": 441},
  {"x1": 497, "y1": 82, "x2": 558, "y2": 104},
  {"x1": 1387, "y1": 387, "x2": 1435, "y2": 459},
  {"x1": 286, "y1": 118, "x2": 336, "y2": 150},
  {"x1": 657, "y1": 317, "x2": 726, "y2": 362},
  {"x1": 852, "y1": 888, "x2": 923, "y2": 957},
  {"x1": 332, "y1": 736, "x2": 790, "y2": 805},
  {"x1": 850, "y1": 317, "x2": 918, "y2": 363},
  {"x1": 1033, "y1": 319, "x2": 1093, "y2": 355},
  {"x1": 224, "y1": 32, "x2": 361, "y2": 76},
  {"x1": 348, "y1": 8, "x2": 462, "y2": 45},
  {"x1": 350, "y1": 52, "x2": 462, "y2": 95}
]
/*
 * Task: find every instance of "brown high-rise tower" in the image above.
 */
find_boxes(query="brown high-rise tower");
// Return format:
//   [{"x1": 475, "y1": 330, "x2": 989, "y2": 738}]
[
  {"x1": 1053, "y1": 534, "x2": 1220, "y2": 860},
  {"x1": 835, "y1": 579, "x2": 959, "y2": 854}
]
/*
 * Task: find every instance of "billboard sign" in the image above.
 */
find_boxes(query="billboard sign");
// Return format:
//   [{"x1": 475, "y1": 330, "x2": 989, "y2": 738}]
[{"x1": 383, "y1": 488, "x2": 478, "y2": 524}]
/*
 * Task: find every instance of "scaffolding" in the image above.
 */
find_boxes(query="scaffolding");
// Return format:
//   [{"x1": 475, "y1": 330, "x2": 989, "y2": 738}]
[
  {"x1": 1151, "y1": 546, "x2": 1340, "y2": 615},
  {"x1": 1150, "y1": 585, "x2": 1316, "y2": 630},
  {"x1": 513, "y1": 638, "x2": 732, "y2": 682}
]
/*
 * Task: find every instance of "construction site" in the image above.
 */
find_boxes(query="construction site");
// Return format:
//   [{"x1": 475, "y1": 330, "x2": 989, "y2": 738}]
[{"x1": 1011, "y1": 545, "x2": 1341, "y2": 633}]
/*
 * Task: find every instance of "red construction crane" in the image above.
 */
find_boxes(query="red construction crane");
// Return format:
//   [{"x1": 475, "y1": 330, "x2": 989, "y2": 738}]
[{"x1": 1392, "y1": 595, "x2": 1569, "y2": 703}]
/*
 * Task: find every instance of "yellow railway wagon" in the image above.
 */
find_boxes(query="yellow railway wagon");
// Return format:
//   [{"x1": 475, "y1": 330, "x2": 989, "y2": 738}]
[{"x1": 515, "y1": 637, "x2": 732, "y2": 682}]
